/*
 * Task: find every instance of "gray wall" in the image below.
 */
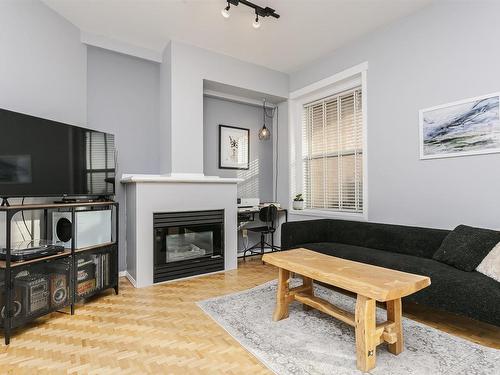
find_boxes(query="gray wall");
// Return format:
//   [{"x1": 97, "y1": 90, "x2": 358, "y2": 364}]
[
  {"x1": 203, "y1": 96, "x2": 274, "y2": 202},
  {"x1": 203, "y1": 96, "x2": 275, "y2": 252},
  {"x1": 0, "y1": 0, "x2": 86, "y2": 126},
  {"x1": 286, "y1": 1, "x2": 500, "y2": 230},
  {"x1": 87, "y1": 46, "x2": 161, "y2": 270},
  {"x1": 162, "y1": 41, "x2": 289, "y2": 174}
]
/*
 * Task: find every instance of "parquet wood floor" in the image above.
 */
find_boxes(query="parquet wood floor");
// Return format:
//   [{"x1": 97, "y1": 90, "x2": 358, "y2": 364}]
[{"x1": 1, "y1": 258, "x2": 498, "y2": 374}]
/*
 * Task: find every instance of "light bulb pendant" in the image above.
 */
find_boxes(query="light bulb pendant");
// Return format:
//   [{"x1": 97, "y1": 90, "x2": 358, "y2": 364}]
[
  {"x1": 259, "y1": 124, "x2": 270, "y2": 140},
  {"x1": 259, "y1": 98, "x2": 270, "y2": 140}
]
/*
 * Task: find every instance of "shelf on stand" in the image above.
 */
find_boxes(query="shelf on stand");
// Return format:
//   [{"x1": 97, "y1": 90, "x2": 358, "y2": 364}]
[
  {"x1": 0, "y1": 250, "x2": 72, "y2": 269},
  {"x1": 0, "y1": 201, "x2": 116, "y2": 212}
]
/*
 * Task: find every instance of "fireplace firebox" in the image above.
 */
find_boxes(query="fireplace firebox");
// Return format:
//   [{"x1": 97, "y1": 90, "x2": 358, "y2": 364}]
[{"x1": 153, "y1": 210, "x2": 224, "y2": 283}]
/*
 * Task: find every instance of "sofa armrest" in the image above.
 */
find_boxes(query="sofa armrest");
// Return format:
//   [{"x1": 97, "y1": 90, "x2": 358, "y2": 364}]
[{"x1": 281, "y1": 219, "x2": 331, "y2": 250}]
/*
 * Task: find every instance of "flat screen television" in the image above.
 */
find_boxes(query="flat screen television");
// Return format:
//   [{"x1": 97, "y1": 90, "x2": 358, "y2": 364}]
[{"x1": 0, "y1": 108, "x2": 116, "y2": 198}]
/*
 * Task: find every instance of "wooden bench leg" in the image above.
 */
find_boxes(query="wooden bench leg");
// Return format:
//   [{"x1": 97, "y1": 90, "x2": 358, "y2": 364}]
[
  {"x1": 386, "y1": 298, "x2": 404, "y2": 355},
  {"x1": 273, "y1": 268, "x2": 290, "y2": 321},
  {"x1": 301, "y1": 275, "x2": 314, "y2": 311},
  {"x1": 355, "y1": 295, "x2": 376, "y2": 372}
]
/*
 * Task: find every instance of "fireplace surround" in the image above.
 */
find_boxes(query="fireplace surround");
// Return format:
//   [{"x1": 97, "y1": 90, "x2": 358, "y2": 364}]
[
  {"x1": 122, "y1": 174, "x2": 239, "y2": 288},
  {"x1": 153, "y1": 210, "x2": 224, "y2": 283}
]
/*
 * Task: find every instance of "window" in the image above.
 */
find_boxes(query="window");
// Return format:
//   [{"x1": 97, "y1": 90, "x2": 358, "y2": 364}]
[
  {"x1": 302, "y1": 88, "x2": 363, "y2": 213},
  {"x1": 85, "y1": 132, "x2": 115, "y2": 194}
]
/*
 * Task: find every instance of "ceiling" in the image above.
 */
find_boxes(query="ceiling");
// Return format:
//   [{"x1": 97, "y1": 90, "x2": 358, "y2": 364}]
[{"x1": 43, "y1": 0, "x2": 432, "y2": 73}]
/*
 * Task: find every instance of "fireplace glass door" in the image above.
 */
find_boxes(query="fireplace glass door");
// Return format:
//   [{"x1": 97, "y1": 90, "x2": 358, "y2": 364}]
[
  {"x1": 153, "y1": 210, "x2": 225, "y2": 282},
  {"x1": 154, "y1": 211, "x2": 224, "y2": 266}
]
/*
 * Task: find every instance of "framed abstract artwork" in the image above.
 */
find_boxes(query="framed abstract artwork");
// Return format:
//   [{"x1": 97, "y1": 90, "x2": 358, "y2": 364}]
[
  {"x1": 419, "y1": 92, "x2": 500, "y2": 159},
  {"x1": 219, "y1": 125, "x2": 250, "y2": 170}
]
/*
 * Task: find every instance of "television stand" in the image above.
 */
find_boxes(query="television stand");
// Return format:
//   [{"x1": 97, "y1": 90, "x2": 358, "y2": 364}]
[
  {"x1": 1, "y1": 197, "x2": 9, "y2": 207},
  {"x1": 0, "y1": 200, "x2": 119, "y2": 345}
]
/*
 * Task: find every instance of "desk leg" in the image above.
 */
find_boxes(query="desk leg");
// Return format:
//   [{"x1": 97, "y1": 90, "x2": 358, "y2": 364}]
[
  {"x1": 273, "y1": 268, "x2": 290, "y2": 321},
  {"x1": 386, "y1": 298, "x2": 404, "y2": 355},
  {"x1": 355, "y1": 295, "x2": 376, "y2": 372}
]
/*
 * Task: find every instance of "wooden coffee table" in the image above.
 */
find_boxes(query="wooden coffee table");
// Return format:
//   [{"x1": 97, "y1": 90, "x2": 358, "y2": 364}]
[{"x1": 262, "y1": 248, "x2": 431, "y2": 372}]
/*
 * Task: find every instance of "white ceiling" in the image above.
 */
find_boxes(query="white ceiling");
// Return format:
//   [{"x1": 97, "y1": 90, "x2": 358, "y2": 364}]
[{"x1": 43, "y1": 0, "x2": 432, "y2": 73}]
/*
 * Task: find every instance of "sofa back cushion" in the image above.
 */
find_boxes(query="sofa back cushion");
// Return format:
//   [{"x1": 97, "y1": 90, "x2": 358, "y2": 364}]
[
  {"x1": 328, "y1": 220, "x2": 449, "y2": 258},
  {"x1": 433, "y1": 225, "x2": 500, "y2": 271}
]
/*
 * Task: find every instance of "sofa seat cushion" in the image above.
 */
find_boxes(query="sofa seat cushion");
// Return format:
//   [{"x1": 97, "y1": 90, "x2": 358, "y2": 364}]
[{"x1": 298, "y1": 242, "x2": 500, "y2": 327}]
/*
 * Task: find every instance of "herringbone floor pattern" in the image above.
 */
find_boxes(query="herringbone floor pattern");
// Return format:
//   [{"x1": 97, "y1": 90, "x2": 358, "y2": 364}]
[
  {"x1": 0, "y1": 258, "x2": 276, "y2": 375},
  {"x1": 1, "y1": 258, "x2": 498, "y2": 374}
]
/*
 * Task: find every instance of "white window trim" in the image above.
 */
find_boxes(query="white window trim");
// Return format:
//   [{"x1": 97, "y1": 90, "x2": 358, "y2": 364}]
[{"x1": 288, "y1": 62, "x2": 368, "y2": 221}]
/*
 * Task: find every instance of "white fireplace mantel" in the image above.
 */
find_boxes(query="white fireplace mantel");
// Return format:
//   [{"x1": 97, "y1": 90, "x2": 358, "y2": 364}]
[{"x1": 121, "y1": 173, "x2": 242, "y2": 184}]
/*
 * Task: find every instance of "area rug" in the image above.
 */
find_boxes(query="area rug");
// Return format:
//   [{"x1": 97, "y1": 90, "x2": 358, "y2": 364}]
[{"x1": 197, "y1": 280, "x2": 499, "y2": 375}]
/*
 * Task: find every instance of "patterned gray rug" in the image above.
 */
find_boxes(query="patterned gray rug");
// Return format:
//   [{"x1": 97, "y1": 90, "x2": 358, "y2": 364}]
[{"x1": 197, "y1": 280, "x2": 500, "y2": 375}]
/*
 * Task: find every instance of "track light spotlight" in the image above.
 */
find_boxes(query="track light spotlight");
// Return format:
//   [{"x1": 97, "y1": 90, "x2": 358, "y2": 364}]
[
  {"x1": 252, "y1": 13, "x2": 261, "y2": 29},
  {"x1": 221, "y1": 2, "x2": 230, "y2": 18}
]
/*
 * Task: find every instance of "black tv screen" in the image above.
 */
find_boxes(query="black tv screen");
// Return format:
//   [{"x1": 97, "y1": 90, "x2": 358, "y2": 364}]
[{"x1": 0, "y1": 108, "x2": 115, "y2": 198}]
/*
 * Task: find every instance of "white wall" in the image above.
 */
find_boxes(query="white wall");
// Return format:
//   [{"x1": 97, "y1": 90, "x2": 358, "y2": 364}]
[
  {"x1": 286, "y1": 1, "x2": 500, "y2": 230},
  {"x1": 0, "y1": 0, "x2": 86, "y2": 126},
  {"x1": 87, "y1": 46, "x2": 161, "y2": 270},
  {"x1": 162, "y1": 41, "x2": 289, "y2": 175}
]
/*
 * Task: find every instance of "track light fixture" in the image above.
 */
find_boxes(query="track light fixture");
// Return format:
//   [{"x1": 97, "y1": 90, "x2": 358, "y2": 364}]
[{"x1": 221, "y1": 0, "x2": 280, "y2": 28}]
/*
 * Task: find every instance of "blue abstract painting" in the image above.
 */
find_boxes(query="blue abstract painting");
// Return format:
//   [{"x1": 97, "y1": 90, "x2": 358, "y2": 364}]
[{"x1": 420, "y1": 93, "x2": 500, "y2": 159}]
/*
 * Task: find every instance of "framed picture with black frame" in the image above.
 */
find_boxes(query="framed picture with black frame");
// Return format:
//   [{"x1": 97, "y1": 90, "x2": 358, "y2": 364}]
[{"x1": 218, "y1": 125, "x2": 250, "y2": 170}]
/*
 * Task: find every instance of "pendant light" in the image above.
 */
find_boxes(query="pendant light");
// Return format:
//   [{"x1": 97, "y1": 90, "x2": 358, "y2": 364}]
[{"x1": 259, "y1": 99, "x2": 271, "y2": 140}]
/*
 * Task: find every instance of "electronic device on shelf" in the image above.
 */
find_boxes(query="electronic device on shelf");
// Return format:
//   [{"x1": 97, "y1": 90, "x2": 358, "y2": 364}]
[
  {"x1": 53, "y1": 209, "x2": 112, "y2": 249},
  {"x1": 237, "y1": 197, "x2": 260, "y2": 208},
  {"x1": 45, "y1": 263, "x2": 69, "y2": 309},
  {"x1": 49, "y1": 273, "x2": 68, "y2": 308},
  {"x1": 0, "y1": 240, "x2": 65, "y2": 262},
  {"x1": 0, "y1": 281, "x2": 23, "y2": 321},
  {"x1": 16, "y1": 274, "x2": 50, "y2": 316}
]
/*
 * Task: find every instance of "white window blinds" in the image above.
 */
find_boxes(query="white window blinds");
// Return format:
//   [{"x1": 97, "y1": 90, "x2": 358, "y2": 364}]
[
  {"x1": 85, "y1": 132, "x2": 115, "y2": 194},
  {"x1": 302, "y1": 87, "x2": 363, "y2": 212}
]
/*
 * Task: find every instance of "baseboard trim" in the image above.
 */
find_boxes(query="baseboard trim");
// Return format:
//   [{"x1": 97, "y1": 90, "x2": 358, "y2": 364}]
[{"x1": 124, "y1": 271, "x2": 138, "y2": 287}]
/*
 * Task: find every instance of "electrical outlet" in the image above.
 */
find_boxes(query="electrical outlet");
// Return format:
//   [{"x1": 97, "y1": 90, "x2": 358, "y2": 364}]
[{"x1": 242, "y1": 229, "x2": 248, "y2": 238}]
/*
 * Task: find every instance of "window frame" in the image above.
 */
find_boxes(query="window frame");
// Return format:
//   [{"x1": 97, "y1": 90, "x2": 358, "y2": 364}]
[{"x1": 288, "y1": 62, "x2": 368, "y2": 221}]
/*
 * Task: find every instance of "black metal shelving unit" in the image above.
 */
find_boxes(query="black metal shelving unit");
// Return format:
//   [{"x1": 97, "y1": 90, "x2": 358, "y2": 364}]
[{"x1": 0, "y1": 201, "x2": 119, "y2": 345}]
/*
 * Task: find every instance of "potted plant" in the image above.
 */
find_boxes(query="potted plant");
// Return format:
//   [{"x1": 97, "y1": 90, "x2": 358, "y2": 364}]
[{"x1": 293, "y1": 194, "x2": 304, "y2": 210}]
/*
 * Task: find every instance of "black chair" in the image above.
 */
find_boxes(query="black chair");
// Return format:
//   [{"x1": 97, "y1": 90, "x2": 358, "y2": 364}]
[{"x1": 243, "y1": 204, "x2": 280, "y2": 260}]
